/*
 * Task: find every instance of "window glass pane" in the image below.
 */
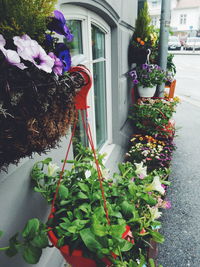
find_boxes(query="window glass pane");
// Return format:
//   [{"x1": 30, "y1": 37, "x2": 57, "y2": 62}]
[
  {"x1": 66, "y1": 20, "x2": 83, "y2": 56},
  {"x1": 92, "y1": 25, "x2": 105, "y2": 60},
  {"x1": 93, "y1": 61, "x2": 107, "y2": 148}
]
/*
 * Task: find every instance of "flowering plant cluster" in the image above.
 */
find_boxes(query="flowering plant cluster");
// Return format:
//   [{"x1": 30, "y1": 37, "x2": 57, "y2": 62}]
[
  {"x1": 126, "y1": 135, "x2": 176, "y2": 171},
  {"x1": 0, "y1": 9, "x2": 86, "y2": 170},
  {"x1": 129, "y1": 97, "x2": 180, "y2": 137},
  {"x1": 129, "y1": 63, "x2": 166, "y2": 88},
  {"x1": 0, "y1": 10, "x2": 72, "y2": 78},
  {"x1": 125, "y1": 92, "x2": 180, "y2": 264}
]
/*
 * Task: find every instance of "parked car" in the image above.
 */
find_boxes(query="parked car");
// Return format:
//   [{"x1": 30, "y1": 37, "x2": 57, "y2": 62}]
[
  {"x1": 185, "y1": 37, "x2": 200, "y2": 50},
  {"x1": 168, "y1": 36, "x2": 181, "y2": 50}
]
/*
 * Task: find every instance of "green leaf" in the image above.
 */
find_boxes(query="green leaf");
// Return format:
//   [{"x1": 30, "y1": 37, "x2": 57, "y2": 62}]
[
  {"x1": 77, "y1": 192, "x2": 88, "y2": 199},
  {"x1": 22, "y1": 218, "x2": 40, "y2": 240},
  {"x1": 42, "y1": 158, "x2": 52, "y2": 164},
  {"x1": 23, "y1": 245, "x2": 42, "y2": 264},
  {"x1": 120, "y1": 239, "x2": 133, "y2": 252},
  {"x1": 80, "y1": 228, "x2": 103, "y2": 253},
  {"x1": 110, "y1": 224, "x2": 126, "y2": 237},
  {"x1": 149, "y1": 258, "x2": 156, "y2": 267},
  {"x1": 79, "y1": 203, "x2": 91, "y2": 214},
  {"x1": 92, "y1": 222, "x2": 107, "y2": 237},
  {"x1": 67, "y1": 226, "x2": 77, "y2": 233},
  {"x1": 121, "y1": 201, "x2": 135, "y2": 217},
  {"x1": 59, "y1": 222, "x2": 71, "y2": 230},
  {"x1": 5, "y1": 234, "x2": 19, "y2": 257},
  {"x1": 58, "y1": 185, "x2": 69, "y2": 200},
  {"x1": 141, "y1": 194, "x2": 157, "y2": 206},
  {"x1": 148, "y1": 230, "x2": 165, "y2": 243},
  {"x1": 78, "y1": 182, "x2": 89, "y2": 192},
  {"x1": 30, "y1": 233, "x2": 49, "y2": 248},
  {"x1": 57, "y1": 236, "x2": 65, "y2": 248}
]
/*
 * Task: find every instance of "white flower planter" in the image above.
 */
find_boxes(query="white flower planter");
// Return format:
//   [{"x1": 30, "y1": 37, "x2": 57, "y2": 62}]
[{"x1": 137, "y1": 85, "x2": 157, "y2": 98}]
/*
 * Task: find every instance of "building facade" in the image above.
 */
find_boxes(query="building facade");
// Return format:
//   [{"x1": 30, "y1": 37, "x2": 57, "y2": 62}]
[
  {"x1": 148, "y1": 0, "x2": 200, "y2": 37},
  {"x1": 0, "y1": 1, "x2": 137, "y2": 267}
]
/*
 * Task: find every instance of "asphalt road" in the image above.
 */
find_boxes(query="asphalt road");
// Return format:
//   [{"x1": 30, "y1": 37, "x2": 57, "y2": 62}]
[
  {"x1": 173, "y1": 54, "x2": 200, "y2": 105},
  {"x1": 157, "y1": 55, "x2": 200, "y2": 266}
]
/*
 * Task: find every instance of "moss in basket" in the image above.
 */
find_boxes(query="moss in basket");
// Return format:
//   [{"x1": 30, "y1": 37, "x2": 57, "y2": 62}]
[{"x1": 0, "y1": 144, "x2": 169, "y2": 265}]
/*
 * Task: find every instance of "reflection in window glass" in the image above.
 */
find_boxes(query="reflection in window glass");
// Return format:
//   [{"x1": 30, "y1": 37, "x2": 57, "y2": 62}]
[
  {"x1": 66, "y1": 20, "x2": 83, "y2": 56},
  {"x1": 92, "y1": 25, "x2": 105, "y2": 60},
  {"x1": 92, "y1": 24, "x2": 107, "y2": 148}
]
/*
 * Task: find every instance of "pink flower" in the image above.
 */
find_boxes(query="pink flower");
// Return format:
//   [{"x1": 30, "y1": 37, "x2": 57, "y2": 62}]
[
  {"x1": 146, "y1": 157, "x2": 152, "y2": 161},
  {"x1": 139, "y1": 173, "x2": 145, "y2": 179},
  {"x1": 162, "y1": 200, "x2": 171, "y2": 209},
  {"x1": 48, "y1": 52, "x2": 63, "y2": 75},
  {"x1": 13, "y1": 35, "x2": 54, "y2": 73}
]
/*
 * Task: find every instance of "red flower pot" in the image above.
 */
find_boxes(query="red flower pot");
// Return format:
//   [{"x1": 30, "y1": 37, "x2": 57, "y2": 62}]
[{"x1": 48, "y1": 225, "x2": 133, "y2": 267}]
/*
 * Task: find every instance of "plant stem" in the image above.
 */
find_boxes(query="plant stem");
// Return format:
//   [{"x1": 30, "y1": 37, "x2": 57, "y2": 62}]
[{"x1": 0, "y1": 246, "x2": 9, "y2": 251}]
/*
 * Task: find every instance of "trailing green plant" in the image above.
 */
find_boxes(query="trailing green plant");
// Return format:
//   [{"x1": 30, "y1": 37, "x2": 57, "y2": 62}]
[{"x1": 0, "y1": 144, "x2": 169, "y2": 265}]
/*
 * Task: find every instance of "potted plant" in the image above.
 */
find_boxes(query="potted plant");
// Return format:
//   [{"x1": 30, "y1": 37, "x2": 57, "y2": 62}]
[
  {"x1": 128, "y1": 2, "x2": 158, "y2": 66},
  {"x1": 129, "y1": 64, "x2": 166, "y2": 98},
  {"x1": 0, "y1": 1, "x2": 84, "y2": 171},
  {"x1": 129, "y1": 97, "x2": 179, "y2": 136},
  {"x1": 0, "y1": 144, "x2": 169, "y2": 266}
]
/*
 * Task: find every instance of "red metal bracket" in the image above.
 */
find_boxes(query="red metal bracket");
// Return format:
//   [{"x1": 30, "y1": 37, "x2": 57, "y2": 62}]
[{"x1": 69, "y1": 66, "x2": 92, "y2": 110}]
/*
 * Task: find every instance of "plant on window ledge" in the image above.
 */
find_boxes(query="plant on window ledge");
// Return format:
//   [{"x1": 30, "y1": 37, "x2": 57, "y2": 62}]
[{"x1": 0, "y1": 1, "x2": 85, "y2": 171}]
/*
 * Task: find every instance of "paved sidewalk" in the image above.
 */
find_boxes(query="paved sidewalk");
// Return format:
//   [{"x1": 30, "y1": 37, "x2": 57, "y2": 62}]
[{"x1": 157, "y1": 100, "x2": 200, "y2": 267}]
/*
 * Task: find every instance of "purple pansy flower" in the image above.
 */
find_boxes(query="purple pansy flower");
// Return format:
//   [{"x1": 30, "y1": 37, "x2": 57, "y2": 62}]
[
  {"x1": 45, "y1": 34, "x2": 53, "y2": 47},
  {"x1": 55, "y1": 43, "x2": 71, "y2": 72},
  {"x1": 133, "y1": 79, "x2": 139, "y2": 85},
  {"x1": 48, "y1": 52, "x2": 63, "y2": 75},
  {"x1": 129, "y1": 70, "x2": 137, "y2": 79},
  {"x1": 48, "y1": 10, "x2": 73, "y2": 42},
  {"x1": 0, "y1": 34, "x2": 26, "y2": 70},
  {"x1": 14, "y1": 35, "x2": 54, "y2": 73},
  {"x1": 142, "y1": 63, "x2": 148, "y2": 70}
]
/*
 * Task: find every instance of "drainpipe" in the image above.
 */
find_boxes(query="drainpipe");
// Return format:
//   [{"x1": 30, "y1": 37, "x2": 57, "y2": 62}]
[{"x1": 157, "y1": 0, "x2": 171, "y2": 97}]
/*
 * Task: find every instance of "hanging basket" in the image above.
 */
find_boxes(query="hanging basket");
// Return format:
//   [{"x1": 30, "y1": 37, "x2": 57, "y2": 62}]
[
  {"x1": 0, "y1": 67, "x2": 84, "y2": 171},
  {"x1": 48, "y1": 225, "x2": 133, "y2": 267},
  {"x1": 128, "y1": 46, "x2": 149, "y2": 66}
]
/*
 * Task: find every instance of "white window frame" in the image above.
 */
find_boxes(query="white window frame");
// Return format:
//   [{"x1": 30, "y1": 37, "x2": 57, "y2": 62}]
[{"x1": 61, "y1": 4, "x2": 112, "y2": 153}]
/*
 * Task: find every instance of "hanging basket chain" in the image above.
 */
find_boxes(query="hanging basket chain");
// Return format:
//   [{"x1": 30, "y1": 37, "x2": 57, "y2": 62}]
[{"x1": 50, "y1": 65, "x2": 110, "y2": 226}]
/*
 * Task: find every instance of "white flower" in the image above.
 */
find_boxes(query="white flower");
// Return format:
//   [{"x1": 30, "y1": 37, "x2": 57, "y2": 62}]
[
  {"x1": 85, "y1": 170, "x2": 91, "y2": 178},
  {"x1": 0, "y1": 34, "x2": 6, "y2": 47},
  {"x1": 146, "y1": 176, "x2": 165, "y2": 195},
  {"x1": 0, "y1": 34, "x2": 26, "y2": 69},
  {"x1": 47, "y1": 162, "x2": 59, "y2": 176},
  {"x1": 149, "y1": 206, "x2": 162, "y2": 220},
  {"x1": 134, "y1": 162, "x2": 147, "y2": 178}
]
